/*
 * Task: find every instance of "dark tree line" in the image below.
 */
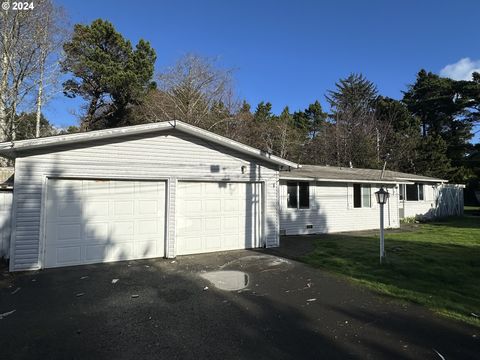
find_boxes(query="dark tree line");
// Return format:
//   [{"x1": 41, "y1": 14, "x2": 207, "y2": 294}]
[{"x1": 5, "y1": 18, "x2": 480, "y2": 198}]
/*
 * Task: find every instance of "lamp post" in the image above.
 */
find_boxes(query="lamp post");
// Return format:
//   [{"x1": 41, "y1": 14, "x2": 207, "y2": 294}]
[{"x1": 375, "y1": 187, "x2": 390, "y2": 264}]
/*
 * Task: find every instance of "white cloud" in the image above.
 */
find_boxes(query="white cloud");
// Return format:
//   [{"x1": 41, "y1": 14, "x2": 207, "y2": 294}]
[{"x1": 440, "y1": 57, "x2": 480, "y2": 80}]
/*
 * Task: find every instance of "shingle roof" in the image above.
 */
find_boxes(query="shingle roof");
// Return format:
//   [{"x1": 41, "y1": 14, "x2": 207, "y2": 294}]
[
  {"x1": 0, "y1": 121, "x2": 299, "y2": 169},
  {"x1": 280, "y1": 165, "x2": 446, "y2": 184}
]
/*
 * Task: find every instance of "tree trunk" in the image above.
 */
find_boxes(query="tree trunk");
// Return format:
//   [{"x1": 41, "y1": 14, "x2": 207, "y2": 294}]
[
  {"x1": 0, "y1": 21, "x2": 9, "y2": 143},
  {"x1": 35, "y1": 50, "x2": 46, "y2": 138},
  {"x1": 83, "y1": 93, "x2": 100, "y2": 131},
  {"x1": 10, "y1": 97, "x2": 17, "y2": 141}
]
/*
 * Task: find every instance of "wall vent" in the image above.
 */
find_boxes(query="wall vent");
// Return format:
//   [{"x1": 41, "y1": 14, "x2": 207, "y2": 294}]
[{"x1": 306, "y1": 224, "x2": 313, "y2": 229}]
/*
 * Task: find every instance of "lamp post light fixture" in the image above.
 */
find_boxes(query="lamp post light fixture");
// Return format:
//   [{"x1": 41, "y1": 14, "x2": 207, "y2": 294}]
[{"x1": 375, "y1": 187, "x2": 390, "y2": 264}]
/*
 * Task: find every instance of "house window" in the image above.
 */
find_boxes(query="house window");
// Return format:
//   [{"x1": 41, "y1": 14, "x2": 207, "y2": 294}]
[
  {"x1": 287, "y1": 181, "x2": 310, "y2": 209},
  {"x1": 406, "y1": 183, "x2": 424, "y2": 201},
  {"x1": 353, "y1": 184, "x2": 371, "y2": 208},
  {"x1": 299, "y1": 182, "x2": 310, "y2": 208},
  {"x1": 399, "y1": 184, "x2": 405, "y2": 201},
  {"x1": 287, "y1": 182, "x2": 298, "y2": 208}
]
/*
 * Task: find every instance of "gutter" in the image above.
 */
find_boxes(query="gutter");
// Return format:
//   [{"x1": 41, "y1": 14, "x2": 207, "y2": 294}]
[
  {"x1": 0, "y1": 120, "x2": 300, "y2": 169},
  {"x1": 278, "y1": 176, "x2": 411, "y2": 185}
]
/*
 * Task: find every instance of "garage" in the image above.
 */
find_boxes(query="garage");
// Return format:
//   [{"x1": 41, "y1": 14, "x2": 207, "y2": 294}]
[
  {"x1": 176, "y1": 181, "x2": 262, "y2": 255},
  {"x1": 0, "y1": 121, "x2": 297, "y2": 271},
  {"x1": 44, "y1": 179, "x2": 166, "y2": 268}
]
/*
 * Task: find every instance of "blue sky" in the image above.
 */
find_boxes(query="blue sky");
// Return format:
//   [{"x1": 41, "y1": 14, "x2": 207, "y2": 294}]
[{"x1": 48, "y1": 0, "x2": 480, "y2": 142}]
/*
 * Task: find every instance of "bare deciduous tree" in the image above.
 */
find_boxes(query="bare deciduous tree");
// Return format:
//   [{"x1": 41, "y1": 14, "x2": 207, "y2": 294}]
[
  {"x1": 32, "y1": 1, "x2": 68, "y2": 138},
  {"x1": 0, "y1": 0, "x2": 67, "y2": 149},
  {"x1": 153, "y1": 54, "x2": 237, "y2": 126}
]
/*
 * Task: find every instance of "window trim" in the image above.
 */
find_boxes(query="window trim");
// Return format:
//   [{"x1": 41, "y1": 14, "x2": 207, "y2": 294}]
[
  {"x1": 353, "y1": 183, "x2": 372, "y2": 208},
  {"x1": 287, "y1": 181, "x2": 298, "y2": 209},
  {"x1": 405, "y1": 183, "x2": 425, "y2": 202},
  {"x1": 286, "y1": 181, "x2": 310, "y2": 210}
]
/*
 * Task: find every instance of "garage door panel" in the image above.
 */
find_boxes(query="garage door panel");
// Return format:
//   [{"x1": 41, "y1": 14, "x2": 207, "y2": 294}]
[
  {"x1": 45, "y1": 179, "x2": 166, "y2": 268},
  {"x1": 110, "y1": 221, "x2": 134, "y2": 238},
  {"x1": 178, "y1": 236, "x2": 202, "y2": 253},
  {"x1": 223, "y1": 234, "x2": 239, "y2": 248},
  {"x1": 204, "y1": 182, "x2": 221, "y2": 193},
  {"x1": 205, "y1": 235, "x2": 222, "y2": 249},
  {"x1": 56, "y1": 224, "x2": 82, "y2": 242},
  {"x1": 85, "y1": 222, "x2": 109, "y2": 240},
  {"x1": 135, "y1": 241, "x2": 158, "y2": 257},
  {"x1": 205, "y1": 199, "x2": 221, "y2": 212},
  {"x1": 179, "y1": 182, "x2": 199, "y2": 195},
  {"x1": 57, "y1": 201, "x2": 82, "y2": 218},
  {"x1": 138, "y1": 200, "x2": 158, "y2": 215},
  {"x1": 85, "y1": 244, "x2": 108, "y2": 261},
  {"x1": 138, "y1": 219, "x2": 159, "y2": 234},
  {"x1": 224, "y1": 199, "x2": 240, "y2": 211},
  {"x1": 112, "y1": 182, "x2": 135, "y2": 195},
  {"x1": 56, "y1": 246, "x2": 81, "y2": 264},
  {"x1": 84, "y1": 201, "x2": 109, "y2": 217},
  {"x1": 182, "y1": 200, "x2": 202, "y2": 214},
  {"x1": 108, "y1": 243, "x2": 133, "y2": 261},
  {"x1": 177, "y1": 217, "x2": 202, "y2": 235},
  {"x1": 137, "y1": 182, "x2": 160, "y2": 195},
  {"x1": 177, "y1": 181, "x2": 262, "y2": 256},
  {"x1": 114, "y1": 201, "x2": 134, "y2": 216},
  {"x1": 48, "y1": 180, "x2": 78, "y2": 199},
  {"x1": 205, "y1": 217, "x2": 221, "y2": 231},
  {"x1": 84, "y1": 181, "x2": 110, "y2": 198}
]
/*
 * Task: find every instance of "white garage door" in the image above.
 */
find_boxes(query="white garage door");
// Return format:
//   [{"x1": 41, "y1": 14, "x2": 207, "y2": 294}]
[
  {"x1": 176, "y1": 181, "x2": 262, "y2": 255},
  {"x1": 44, "y1": 179, "x2": 166, "y2": 268}
]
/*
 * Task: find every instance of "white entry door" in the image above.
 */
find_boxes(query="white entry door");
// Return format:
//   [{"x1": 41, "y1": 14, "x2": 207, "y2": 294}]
[
  {"x1": 176, "y1": 181, "x2": 262, "y2": 255},
  {"x1": 44, "y1": 179, "x2": 166, "y2": 268}
]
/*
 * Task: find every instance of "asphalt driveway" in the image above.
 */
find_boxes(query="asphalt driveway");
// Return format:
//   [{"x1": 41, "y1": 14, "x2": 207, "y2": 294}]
[{"x1": 0, "y1": 250, "x2": 478, "y2": 360}]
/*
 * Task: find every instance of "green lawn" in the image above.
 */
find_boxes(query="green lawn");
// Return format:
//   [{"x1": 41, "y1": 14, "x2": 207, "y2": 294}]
[{"x1": 301, "y1": 214, "x2": 480, "y2": 327}]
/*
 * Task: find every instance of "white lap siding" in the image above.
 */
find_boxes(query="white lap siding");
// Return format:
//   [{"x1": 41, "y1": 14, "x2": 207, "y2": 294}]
[
  {"x1": 10, "y1": 130, "x2": 280, "y2": 271},
  {"x1": 0, "y1": 190, "x2": 12, "y2": 258},
  {"x1": 279, "y1": 181, "x2": 399, "y2": 235},
  {"x1": 402, "y1": 184, "x2": 437, "y2": 218}
]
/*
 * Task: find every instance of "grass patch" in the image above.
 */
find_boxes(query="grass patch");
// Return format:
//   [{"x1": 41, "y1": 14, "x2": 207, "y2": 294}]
[{"x1": 301, "y1": 215, "x2": 480, "y2": 327}]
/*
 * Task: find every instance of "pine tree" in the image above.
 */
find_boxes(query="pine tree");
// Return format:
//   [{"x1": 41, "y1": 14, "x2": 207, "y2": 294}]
[
  {"x1": 326, "y1": 74, "x2": 379, "y2": 168},
  {"x1": 61, "y1": 19, "x2": 156, "y2": 130}
]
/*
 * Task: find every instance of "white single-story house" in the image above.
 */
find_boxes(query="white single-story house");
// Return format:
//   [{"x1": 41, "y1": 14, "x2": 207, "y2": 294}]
[
  {"x1": 0, "y1": 121, "x2": 297, "y2": 271},
  {"x1": 0, "y1": 121, "x2": 464, "y2": 271},
  {"x1": 279, "y1": 165, "x2": 464, "y2": 235}
]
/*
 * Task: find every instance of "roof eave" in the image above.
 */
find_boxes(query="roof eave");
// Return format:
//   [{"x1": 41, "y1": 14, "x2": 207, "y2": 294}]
[
  {"x1": 396, "y1": 177, "x2": 447, "y2": 183},
  {"x1": 279, "y1": 176, "x2": 411, "y2": 185},
  {"x1": 0, "y1": 120, "x2": 299, "y2": 169}
]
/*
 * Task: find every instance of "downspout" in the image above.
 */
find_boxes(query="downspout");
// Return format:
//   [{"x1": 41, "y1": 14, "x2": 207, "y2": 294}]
[{"x1": 387, "y1": 190, "x2": 391, "y2": 227}]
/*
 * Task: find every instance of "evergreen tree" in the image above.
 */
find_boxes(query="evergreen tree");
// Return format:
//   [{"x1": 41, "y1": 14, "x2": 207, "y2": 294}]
[
  {"x1": 14, "y1": 112, "x2": 56, "y2": 140},
  {"x1": 304, "y1": 100, "x2": 327, "y2": 138},
  {"x1": 254, "y1": 101, "x2": 273, "y2": 122},
  {"x1": 326, "y1": 73, "x2": 379, "y2": 168},
  {"x1": 414, "y1": 134, "x2": 452, "y2": 179},
  {"x1": 239, "y1": 100, "x2": 251, "y2": 114},
  {"x1": 375, "y1": 97, "x2": 421, "y2": 173},
  {"x1": 61, "y1": 19, "x2": 156, "y2": 130},
  {"x1": 403, "y1": 70, "x2": 476, "y2": 181}
]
